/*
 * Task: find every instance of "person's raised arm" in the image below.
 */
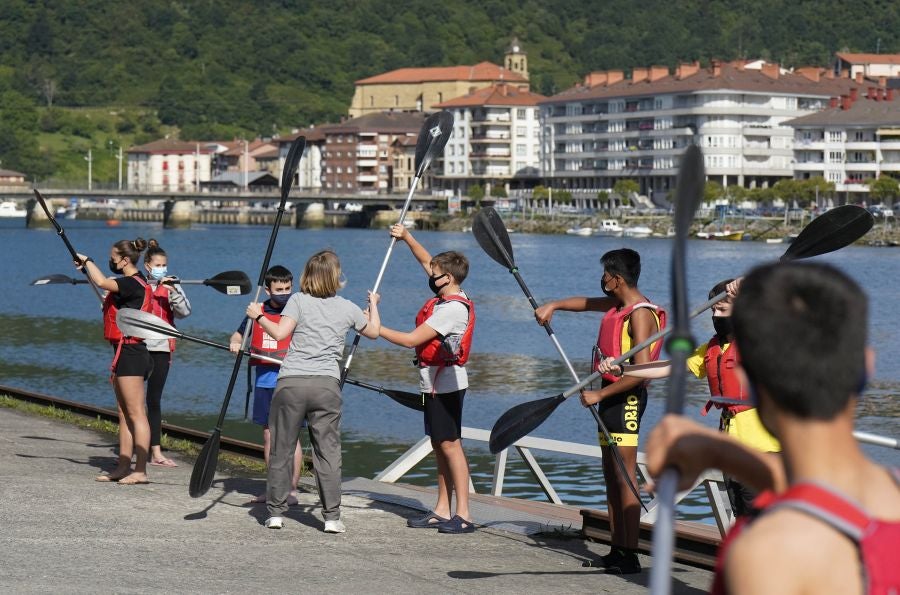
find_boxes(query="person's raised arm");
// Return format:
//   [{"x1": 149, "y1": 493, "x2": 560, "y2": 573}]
[
  {"x1": 390, "y1": 224, "x2": 431, "y2": 275},
  {"x1": 246, "y1": 302, "x2": 297, "y2": 341},
  {"x1": 534, "y1": 296, "x2": 616, "y2": 325},
  {"x1": 75, "y1": 253, "x2": 118, "y2": 292}
]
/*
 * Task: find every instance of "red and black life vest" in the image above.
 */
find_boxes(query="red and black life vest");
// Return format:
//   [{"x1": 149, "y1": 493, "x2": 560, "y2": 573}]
[
  {"x1": 102, "y1": 274, "x2": 152, "y2": 344},
  {"x1": 702, "y1": 336, "x2": 751, "y2": 416},
  {"x1": 150, "y1": 283, "x2": 177, "y2": 352},
  {"x1": 712, "y1": 472, "x2": 900, "y2": 594},
  {"x1": 414, "y1": 294, "x2": 475, "y2": 368},
  {"x1": 593, "y1": 299, "x2": 666, "y2": 383},
  {"x1": 249, "y1": 312, "x2": 290, "y2": 365}
]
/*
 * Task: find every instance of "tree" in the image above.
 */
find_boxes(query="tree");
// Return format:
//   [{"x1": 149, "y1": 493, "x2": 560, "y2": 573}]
[
  {"x1": 724, "y1": 185, "x2": 747, "y2": 204},
  {"x1": 867, "y1": 175, "x2": 900, "y2": 206},
  {"x1": 703, "y1": 180, "x2": 724, "y2": 203},
  {"x1": 532, "y1": 185, "x2": 549, "y2": 201},
  {"x1": 468, "y1": 183, "x2": 484, "y2": 207},
  {"x1": 490, "y1": 184, "x2": 507, "y2": 198},
  {"x1": 613, "y1": 179, "x2": 639, "y2": 205}
]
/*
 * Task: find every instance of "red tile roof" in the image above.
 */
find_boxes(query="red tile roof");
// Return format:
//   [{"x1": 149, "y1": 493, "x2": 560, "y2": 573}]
[
  {"x1": 356, "y1": 62, "x2": 527, "y2": 85},
  {"x1": 541, "y1": 61, "x2": 867, "y2": 105},
  {"x1": 435, "y1": 83, "x2": 546, "y2": 108},
  {"x1": 836, "y1": 52, "x2": 900, "y2": 65},
  {"x1": 788, "y1": 91, "x2": 900, "y2": 127}
]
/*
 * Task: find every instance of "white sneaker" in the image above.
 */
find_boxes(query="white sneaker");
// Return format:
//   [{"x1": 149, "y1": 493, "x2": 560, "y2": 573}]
[
  {"x1": 265, "y1": 516, "x2": 283, "y2": 529},
  {"x1": 323, "y1": 519, "x2": 346, "y2": 534}
]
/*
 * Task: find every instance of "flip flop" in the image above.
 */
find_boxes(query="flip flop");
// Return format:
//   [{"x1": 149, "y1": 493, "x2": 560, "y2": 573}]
[
  {"x1": 117, "y1": 476, "x2": 149, "y2": 485},
  {"x1": 437, "y1": 515, "x2": 476, "y2": 534},
  {"x1": 407, "y1": 510, "x2": 450, "y2": 528},
  {"x1": 149, "y1": 458, "x2": 178, "y2": 468}
]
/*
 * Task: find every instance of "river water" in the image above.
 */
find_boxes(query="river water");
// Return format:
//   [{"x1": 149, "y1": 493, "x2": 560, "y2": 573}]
[{"x1": 1, "y1": 218, "x2": 897, "y2": 521}]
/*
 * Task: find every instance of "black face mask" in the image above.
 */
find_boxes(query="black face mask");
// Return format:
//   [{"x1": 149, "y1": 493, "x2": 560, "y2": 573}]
[
  {"x1": 270, "y1": 293, "x2": 291, "y2": 306},
  {"x1": 712, "y1": 316, "x2": 733, "y2": 339},
  {"x1": 601, "y1": 276, "x2": 616, "y2": 298},
  {"x1": 428, "y1": 273, "x2": 448, "y2": 295},
  {"x1": 108, "y1": 259, "x2": 121, "y2": 274}
]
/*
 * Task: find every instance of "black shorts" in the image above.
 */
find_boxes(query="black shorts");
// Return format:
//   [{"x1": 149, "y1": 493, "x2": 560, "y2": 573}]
[
  {"x1": 423, "y1": 389, "x2": 465, "y2": 442},
  {"x1": 111, "y1": 343, "x2": 153, "y2": 379},
  {"x1": 596, "y1": 380, "x2": 647, "y2": 447}
]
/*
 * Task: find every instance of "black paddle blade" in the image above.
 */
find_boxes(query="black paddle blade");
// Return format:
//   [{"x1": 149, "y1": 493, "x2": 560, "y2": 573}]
[
  {"x1": 30, "y1": 274, "x2": 77, "y2": 285},
  {"x1": 344, "y1": 378, "x2": 424, "y2": 412},
  {"x1": 280, "y1": 136, "x2": 307, "y2": 200},
  {"x1": 203, "y1": 270, "x2": 252, "y2": 295},
  {"x1": 672, "y1": 145, "x2": 705, "y2": 239},
  {"x1": 782, "y1": 205, "x2": 874, "y2": 261},
  {"x1": 189, "y1": 431, "x2": 221, "y2": 498},
  {"x1": 414, "y1": 111, "x2": 454, "y2": 177},
  {"x1": 489, "y1": 394, "x2": 566, "y2": 454},
  {"x1": 472, "y1": 207, "x2": 516, "y2": 269}
]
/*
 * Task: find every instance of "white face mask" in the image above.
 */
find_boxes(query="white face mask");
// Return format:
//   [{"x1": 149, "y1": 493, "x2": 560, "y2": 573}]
[{"x1": 150, "y1": 266, "x2": 168, "y2": 280}]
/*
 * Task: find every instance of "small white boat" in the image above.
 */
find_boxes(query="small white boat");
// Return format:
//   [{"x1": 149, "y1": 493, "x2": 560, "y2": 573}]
[
  {"x1": 623, "y1": 225, "x2": 653, "y2": 238},
  {"x1": 0, "y1": 201, "x2": 26, "y2": 218},
  {"x1": 565, "y1": 226, "x2": 594, "y2": 237},
  {"x1": 594, "y1": 219, "x2": 624, "y2": 237}
]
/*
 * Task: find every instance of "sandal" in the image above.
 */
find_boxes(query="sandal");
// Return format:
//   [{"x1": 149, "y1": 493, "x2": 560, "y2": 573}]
[
  {"x1": 149, "y1": 458, "x2": 178, "y2": 468},
  {"x1": 437, "y1": 515, "x2": 476, "y2": 534},
  {"x1": 407, "y1": 510, "x2": 450, "y2": 528}
]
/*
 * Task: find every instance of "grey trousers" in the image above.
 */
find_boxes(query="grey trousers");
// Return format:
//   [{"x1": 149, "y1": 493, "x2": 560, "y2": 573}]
[{"x1": 267, "y1": 375, "x2": 343, "y2": 520}]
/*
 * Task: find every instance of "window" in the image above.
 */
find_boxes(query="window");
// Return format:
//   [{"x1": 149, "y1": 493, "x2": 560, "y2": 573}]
[
  {"x1": 828, "y1": 131, "x2": 842, "y2": 143},
  {"x1": 369, "y1": 96, "x2": 374, "y2": 107},
  {"x1": 449, "y1": 163, "x2": 455, "y2": 174},
  {"x1": 516, "y1": 144, "x2": 527, "y2": 156},
  {"x1": 162, "y1": 161, "x2": 169, "y2": 171},
  {"x1": 854, "y1": 131, "x2": 865, "y2": 141},
  {"x1": 517, "y1": 126, "x2": 526, "y2": 137},
  {"x1": 517, "y1": 108, "x2": 527, "y2": 119}
]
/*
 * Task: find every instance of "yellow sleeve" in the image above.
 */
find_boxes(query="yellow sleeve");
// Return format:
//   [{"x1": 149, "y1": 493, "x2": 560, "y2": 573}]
[{"x1": 685, "y1": 342, "x2": 709, "y2": 379}]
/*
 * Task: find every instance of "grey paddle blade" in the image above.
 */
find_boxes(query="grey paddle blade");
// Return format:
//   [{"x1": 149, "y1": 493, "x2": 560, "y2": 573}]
[
  {"x1": 414, "y1": 111, "x2": 454, "y2": 177},
  {"x1": 782, "y1": 205, "x2": 874, "y2": 261},
  {"x1": 472, "y1": 207, "x2": 516, "y2": 270},
  {"x1": 116, "y1": 309, "x2": 177, "y2": 341}
]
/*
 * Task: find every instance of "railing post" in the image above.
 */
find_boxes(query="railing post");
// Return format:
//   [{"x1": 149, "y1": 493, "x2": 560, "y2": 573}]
[{"x1": 491, "y1": 448, "x2": 508, "y2": 497}]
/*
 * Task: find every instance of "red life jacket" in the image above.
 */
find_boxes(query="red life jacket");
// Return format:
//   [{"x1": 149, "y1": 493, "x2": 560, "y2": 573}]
[
  {"x1": 150, "y1": 283, "x2": 176, "y2": 352},
  {"x1": 249, "y1": 312, "x2": 290, "y2": 366},
  {"x1": 593, "y1": 299, "x2": 666, "y2": 383},
  {"x1": 712, "y1": 471, "x2": 900, "y2": 595},
  {"x1": 414, "y1": 294, "x2": 475, "y2": 368},
  {"x1": 102, "y1": 274, "x2": 152, "y2": 344},
  {"x1": 702, "y1": 336, "x2": 751, "y2": 416}
]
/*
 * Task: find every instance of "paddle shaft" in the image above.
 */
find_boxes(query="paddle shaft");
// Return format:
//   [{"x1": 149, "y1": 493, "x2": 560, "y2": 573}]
[
  {"x1": 339, "y1": 172, "x2": 423, "y2": 386},
  {"x1": 33, "y1": 190, "x2": 104, "y2": 302}
]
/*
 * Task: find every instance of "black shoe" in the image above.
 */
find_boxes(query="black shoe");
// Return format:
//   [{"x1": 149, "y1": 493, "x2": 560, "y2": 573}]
[
  {"x1": 582, "y1": 547, "x2": 625, "y2": 568},
  {"x1": 603, "y1": 552, "x2": 641, "y2": 575}
]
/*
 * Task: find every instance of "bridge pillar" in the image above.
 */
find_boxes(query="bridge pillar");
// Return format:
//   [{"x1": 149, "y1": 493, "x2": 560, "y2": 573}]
[
  {"x1": 25, "y1": 198, "x2": 52, "y2": 228},
  {"x1": 371, "y1": 208, "x2": 402, "y2": 229},
  {"x1": 299, "y1": 202, "x2": 325, "y2": 228},
  {"x1": 237, "y1": 206, "x2": 251, "y2": 225},
  {"x1": 163, "y1": 199, "x2": 193, "y2": 228}
]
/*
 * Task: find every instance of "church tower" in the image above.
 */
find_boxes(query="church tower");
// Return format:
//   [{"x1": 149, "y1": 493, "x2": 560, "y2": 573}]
[{"x1": 504, "y1": 37, "x2": 528, "y2": 80}]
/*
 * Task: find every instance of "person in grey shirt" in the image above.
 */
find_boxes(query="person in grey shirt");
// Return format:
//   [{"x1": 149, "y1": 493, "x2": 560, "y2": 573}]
[{"x1": 246, "y1": 250, "x2": 380, "y2": 533}]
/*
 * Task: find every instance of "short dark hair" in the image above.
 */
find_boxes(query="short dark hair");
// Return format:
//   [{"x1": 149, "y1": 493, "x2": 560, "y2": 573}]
[
  {"x1": 601, "y1": 248, "x2": 641, "y2": 286},
  {"x1": 432, "y1": 251, "x2": 468, "y2": 284},
  {"x1": 709, "y1": 278, "x2": 734, "y2": 300},
  {"x1": 265, "y1": 265, "x2": 293, "y2": 288},
  {"x1": 732, "y1": 262, "x2": 867, "y2": 420}
]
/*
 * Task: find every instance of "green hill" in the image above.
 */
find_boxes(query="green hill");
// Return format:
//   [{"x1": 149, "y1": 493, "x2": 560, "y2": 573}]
[{"x1": 1, "y1": 0, "x2": 898, "y2": 181}]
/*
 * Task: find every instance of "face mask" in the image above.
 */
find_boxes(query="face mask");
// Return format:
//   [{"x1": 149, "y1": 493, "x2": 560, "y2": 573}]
[
  {"x1": 270, "y1": 293, "x2": 291, "y2": 306},
  {"x1": 149, "y1": 266, "x2": 168, "y2": 280},
  {"x1": 601, "y1": 276, "x2": 616, "y2": 298},
  {"x1": 428, "y1": 273, "x2": 449, "y2": 295},
  {"x1": 712, "y1": 316, "x2": 733, "y2": 339},
  {"x1": 109, "y1": 259, "x2": 121, "y2": 274}
]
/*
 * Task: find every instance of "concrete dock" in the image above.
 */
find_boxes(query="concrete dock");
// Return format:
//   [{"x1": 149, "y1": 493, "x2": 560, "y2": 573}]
[{"x1": 0, "y1": 407, "x2": 712, "y2": 594}]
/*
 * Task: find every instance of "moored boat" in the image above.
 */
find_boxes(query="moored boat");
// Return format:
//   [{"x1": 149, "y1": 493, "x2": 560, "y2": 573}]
[
  {"x1": 565, "y1": 226, "x2": 594, "y2": 236},
  {"x1": 622, "y1": 225, "x2": 653, "y2": 238},
  {"x1": 0, "y1": 201, "x2": 26, "y2": 218},
  {"x1": 594, "y1": 219, "x2": 624, "y2": 237}
]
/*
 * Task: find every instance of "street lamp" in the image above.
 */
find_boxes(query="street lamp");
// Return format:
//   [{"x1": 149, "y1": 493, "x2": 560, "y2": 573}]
[{"x1": 108, "y1": 140, "x2": 123, "y2": 190}]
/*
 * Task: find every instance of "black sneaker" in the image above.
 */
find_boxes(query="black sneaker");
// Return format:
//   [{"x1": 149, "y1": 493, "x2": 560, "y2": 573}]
[
  {"x1": 582, "y1": 547, "x2": 625, "y2": 568},
  {"x1": 603, "y1": 551, "x2": 642, "y2": 575}
]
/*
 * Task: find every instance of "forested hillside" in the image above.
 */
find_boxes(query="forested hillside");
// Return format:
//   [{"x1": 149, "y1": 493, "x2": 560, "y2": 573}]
[{"x1": 1, "y1": 0, "x2": 898, "y2": 179}]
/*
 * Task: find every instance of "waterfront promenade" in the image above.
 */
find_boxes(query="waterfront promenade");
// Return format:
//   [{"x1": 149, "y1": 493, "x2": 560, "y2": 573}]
[{"x1": 0, "y1": 406, "x2": 712, "y2": 594}]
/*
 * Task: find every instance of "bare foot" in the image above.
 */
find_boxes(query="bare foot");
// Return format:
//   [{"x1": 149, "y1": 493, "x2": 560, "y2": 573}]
[
  {"x1": 96, "y1": 468, "x2": 131, "y2": 482},
  {"x1": 117, "y1": 473, "x2": 149, "y2": 485}
]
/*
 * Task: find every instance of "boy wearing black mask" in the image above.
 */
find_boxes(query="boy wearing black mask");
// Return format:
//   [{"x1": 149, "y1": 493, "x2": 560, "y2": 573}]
[{"x1": 229, "y1": 264, "x2": 302, "y2": 505}]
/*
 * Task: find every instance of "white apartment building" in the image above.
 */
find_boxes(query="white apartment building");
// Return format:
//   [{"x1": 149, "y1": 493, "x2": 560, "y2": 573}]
[
  {"x1": 834, "y1": 52, "x2": 900, "y2": 80},
  {"x1": 127, "y1": 139, "x2": 216, "y2": 192},
  {"x1": 275, "y1": 128, "x2": 324, "y2": 192},
  {"x1": 539, "y1": 61, "x2": 864, "y2": 203},
  {"x1": 435, "y1": 83, "x2": 545, "y2": 194},
  {"x1": 789, "y1": 87, "x2": 900, "y2": 201}
]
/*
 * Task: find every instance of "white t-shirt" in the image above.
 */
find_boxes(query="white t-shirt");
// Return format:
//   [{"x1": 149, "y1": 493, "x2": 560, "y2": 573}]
[{"x1": 418, "y1": 292, "x2": 470, "y2": 394}]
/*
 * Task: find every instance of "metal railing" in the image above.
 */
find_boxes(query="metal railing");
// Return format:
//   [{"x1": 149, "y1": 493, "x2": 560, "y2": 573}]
[{"x1": 374, "y1": 425, "x2": 898, "y2": 538}]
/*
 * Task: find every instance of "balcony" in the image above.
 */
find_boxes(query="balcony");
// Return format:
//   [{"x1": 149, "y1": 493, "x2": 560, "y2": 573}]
[
  {"x1": 357, "y1": 174, "x2": 378, "y2": 183},
  {"x1": 356, "y1": 159, "x2": 378, "y2": 167}
]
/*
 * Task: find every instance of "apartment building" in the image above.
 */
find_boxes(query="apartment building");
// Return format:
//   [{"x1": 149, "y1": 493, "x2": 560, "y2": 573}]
[
  {"x1": 539, "y1": 60, "x2": 864, "y2": 202},
  {"x1": 834, "y1": 52, "x2": 900, "y2": 80},
  {"x1": 320, "y1": 111, "x2": 425, "y2": 193},
  {"x1": 127, "y1": 139, "x2": 216, "y2": 192},
  {"x1": 789, "y1": 87, "x2": 900, "y2": 201},
  {"x1": 435, "y1": 83, "x2": 545, "y2": 194},
  {"x1": 348, "y1": 39, "x2": 528, "y2": 117},
  {"x1": 274, "y1": 128, "x2": 325, "y2": 192}
]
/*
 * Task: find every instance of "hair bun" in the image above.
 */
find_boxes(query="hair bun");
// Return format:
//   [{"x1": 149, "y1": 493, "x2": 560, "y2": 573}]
[
  {"x1": 147, "y1": 238, "x2": 159, "y2": 249},
  {"x1": 132, "y1": 237, "x2": 147, "y2": 252}
]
